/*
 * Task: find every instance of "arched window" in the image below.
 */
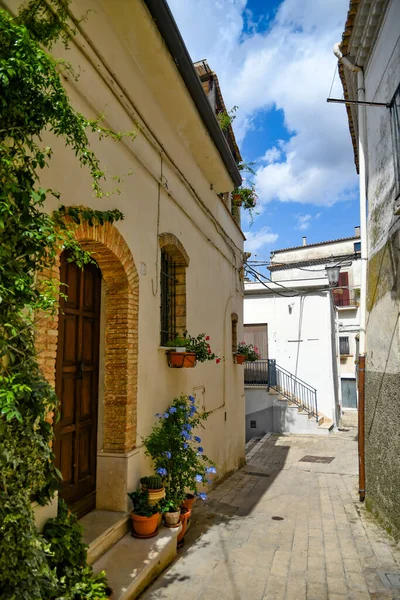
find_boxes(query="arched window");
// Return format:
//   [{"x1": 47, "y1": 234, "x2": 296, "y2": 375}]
[
  {"x1": 231, "y1": 313, "x2": 239, "y2": 353},
  {"x1": 159, "y1": 233, "x2": 189, "y2": 345}
]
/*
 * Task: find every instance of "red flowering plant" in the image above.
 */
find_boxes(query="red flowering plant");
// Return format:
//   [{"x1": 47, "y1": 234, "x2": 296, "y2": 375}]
[
  {"x1": 182, "y1": 332, "x2": 221, "y2": 363},
  {"x1": 236, "y1": 342, "x2": 261, "y2": 362}
]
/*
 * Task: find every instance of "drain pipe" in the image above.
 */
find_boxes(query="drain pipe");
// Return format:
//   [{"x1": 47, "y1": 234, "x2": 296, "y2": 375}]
[{"x1": 333, "y1": 42, "x2": 367, "y2": 502}]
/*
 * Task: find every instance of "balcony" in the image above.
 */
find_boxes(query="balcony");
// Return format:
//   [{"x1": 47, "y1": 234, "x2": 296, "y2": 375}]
[
  {"x1": 333, "y1": 288, "x2": 360, "y2": 308},
  {"x1": 244, "y1": 359, "x2": 269, "y2": 386}
]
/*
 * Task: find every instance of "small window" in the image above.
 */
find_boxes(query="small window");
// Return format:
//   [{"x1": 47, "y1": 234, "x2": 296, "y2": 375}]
[
  {"x1": 231, "y1": 313, "x2": 238, "y2": 353},
  {"x1": 354, "y1": 241, "x2": 361, "y2": 253},
  {"x1": 339, "y1": 336, "x2": 350, "y2": 355},
  {"x1": 250, "y1": 420, "x2": 256, "y2": 429},
  {"x1": 159, "y1": 234, "x2": 189, "y2": 346},
  {"x1": 160, "y1": 250, "x2": 177, "y2": 345}
]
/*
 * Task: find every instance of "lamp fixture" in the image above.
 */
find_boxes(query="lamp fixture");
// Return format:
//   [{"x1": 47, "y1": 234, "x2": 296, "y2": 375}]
[{"x1": 325, "y1": 264, "x2": 341, "y2": 287}]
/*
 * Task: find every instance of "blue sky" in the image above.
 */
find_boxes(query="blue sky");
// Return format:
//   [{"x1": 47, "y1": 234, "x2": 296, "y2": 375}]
[{"x1": 168, "y1": 0, "x2": 360, "y2": 259}]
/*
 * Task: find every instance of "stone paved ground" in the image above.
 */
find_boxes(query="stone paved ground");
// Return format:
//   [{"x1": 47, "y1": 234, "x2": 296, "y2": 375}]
[{"x1": 141, "y1": 430, "x2": 400, "y2": 600}]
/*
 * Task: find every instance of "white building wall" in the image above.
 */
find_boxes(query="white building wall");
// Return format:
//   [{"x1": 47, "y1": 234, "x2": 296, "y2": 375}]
[{"x1": 244, "y1": 291, "x2": 337, "y2": 422}]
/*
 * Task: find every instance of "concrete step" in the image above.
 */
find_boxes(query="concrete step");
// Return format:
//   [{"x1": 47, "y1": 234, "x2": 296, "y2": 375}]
[
  {"x1": 93, "y1": 526, "x2": 181, "y2": 600},
  {"x1": 80, "y1": 510, "x2": 130, "y2": 565},
  {"x1": 318, "y1": 419, "x2": 334, "y2": 431}
]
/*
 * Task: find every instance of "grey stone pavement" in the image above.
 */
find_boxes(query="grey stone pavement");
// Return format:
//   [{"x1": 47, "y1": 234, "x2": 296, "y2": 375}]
[{"x1": 141, "y1": 430, "x2": 400, "y2": 600}]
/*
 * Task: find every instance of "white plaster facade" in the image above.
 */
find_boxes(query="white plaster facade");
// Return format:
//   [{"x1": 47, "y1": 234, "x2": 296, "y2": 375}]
[{"x1": 244, "y1": 232, "x2": 362, "y2": 437}]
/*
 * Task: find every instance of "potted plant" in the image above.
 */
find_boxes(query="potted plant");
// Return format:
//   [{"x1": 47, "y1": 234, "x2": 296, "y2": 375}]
[
  {"x1": 182, "y1": 493, "x2": 196, "y2": 510},
  {"x1": 234, "y1": 341, "x2": 261, "y2": 364},
  {"x1": 159, "y1": 498, "x2": 181, "y2": 528},
  {"x1": 127, "y1": 488, "x2": 160, "y2": 538},
  {"x1": 140, "y1": 475, "x2": 166, "y2": 505},
  {"x1": 165, "y1": 332, "x2": 221, "y2": 368},
  {"x1": 165, "y1": 335, "x2": 196, "y2": 368},
  {"x1": 165, "y1": 336, "x2": 187, "y2": 352},
  {"x1": 144, "y1": 395, "x2": 217, "y2": 539}
]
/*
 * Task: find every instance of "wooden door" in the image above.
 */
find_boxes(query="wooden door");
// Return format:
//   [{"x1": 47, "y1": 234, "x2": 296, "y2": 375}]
[
  {"x1": 334, "y1": 272, "x2": 350, "y2": 306},
  {"x1": 243, "y1": 323, "x2": 268, "y2": 358},
  {"x1": 54, "y1": 251, "x2": 101, "y2": 517}
]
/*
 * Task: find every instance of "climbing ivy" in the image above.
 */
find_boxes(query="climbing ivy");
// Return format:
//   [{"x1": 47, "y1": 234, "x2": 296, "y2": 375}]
[{"x1": 0, "y1": 1, "x2": 134, "y2": 596}]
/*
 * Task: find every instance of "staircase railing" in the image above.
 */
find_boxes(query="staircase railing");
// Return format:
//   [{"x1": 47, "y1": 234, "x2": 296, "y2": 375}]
[{"x1": 244, "y1": 359, "x2": 319, "y2": 422}]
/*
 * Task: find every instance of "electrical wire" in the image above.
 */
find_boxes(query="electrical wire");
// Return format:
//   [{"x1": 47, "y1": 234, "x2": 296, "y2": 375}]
[
  {"x1": 328, "y1": 63, "x2": 338, "y2": 100},
  {"x1": 245, "y1": 264, "x2": 320, "y2": 297}
]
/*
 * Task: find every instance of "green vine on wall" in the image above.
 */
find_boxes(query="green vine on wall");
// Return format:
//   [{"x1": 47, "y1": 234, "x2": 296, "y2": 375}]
[{"x1": 0, "y1": 1, "x2": 135, "y2": 597}]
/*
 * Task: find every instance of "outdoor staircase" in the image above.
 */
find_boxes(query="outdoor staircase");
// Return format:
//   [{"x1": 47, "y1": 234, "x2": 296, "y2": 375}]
[
  {"x1": 80, "y1": 510, "x2": 181, "y2": 599},
  {"x1": 245, "y1": 359, "x2": 334, "y2": 435},
  {"x1": 268, "y1": 388, "x2": 334, "y2": 435}
]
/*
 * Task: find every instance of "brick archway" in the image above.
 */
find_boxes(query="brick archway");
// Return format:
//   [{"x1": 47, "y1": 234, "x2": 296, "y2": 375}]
[{"x1": 37, "y1": 220, "x2": 139, "y2": 453}]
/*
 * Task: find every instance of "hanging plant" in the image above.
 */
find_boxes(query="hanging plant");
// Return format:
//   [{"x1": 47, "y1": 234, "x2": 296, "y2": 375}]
[
  {"x1": 232, "y1": 161, "x2": 259, "y2": 222},
  {"x1": 0, "y1": 1, "x2": 135, "y2": 596}
]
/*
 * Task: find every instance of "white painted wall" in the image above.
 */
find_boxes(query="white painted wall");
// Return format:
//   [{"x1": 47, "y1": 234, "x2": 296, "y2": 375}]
[{"x1": 244, "y1": 287, "x2": 337, "y2": 422}]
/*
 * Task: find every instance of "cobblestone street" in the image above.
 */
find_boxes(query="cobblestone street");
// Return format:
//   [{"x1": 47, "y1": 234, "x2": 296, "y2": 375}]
[{"x1": 141, "y1": 431, "x2": 400, "y2": 600}]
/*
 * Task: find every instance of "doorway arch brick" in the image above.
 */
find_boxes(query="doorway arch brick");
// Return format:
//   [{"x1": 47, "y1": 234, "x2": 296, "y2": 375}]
[{"x1": 36, "y1": 219, "x2": 139, "y2": 454}]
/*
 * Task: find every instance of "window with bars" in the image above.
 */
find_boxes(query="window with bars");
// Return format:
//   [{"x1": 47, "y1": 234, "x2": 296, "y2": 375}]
[
  {"x1": 339, "y1": 336, "x2": 350, "y2": 355},
  {"x1": 160, "y1": 250, "x2": 177, "y2": 346},
  {"x1": 231, "y1": 313, "x2": 238, "y2": 353}
]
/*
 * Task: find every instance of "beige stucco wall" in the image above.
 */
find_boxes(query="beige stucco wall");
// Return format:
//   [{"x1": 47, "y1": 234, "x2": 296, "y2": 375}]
[{"x1": 7, "y1": 0, "x2": 245, "y2": 518}]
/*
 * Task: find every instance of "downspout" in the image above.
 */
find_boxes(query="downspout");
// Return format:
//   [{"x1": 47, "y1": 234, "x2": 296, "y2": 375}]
[{"x1": 333, "y1": 42, "x2": 367, "y2": 502}]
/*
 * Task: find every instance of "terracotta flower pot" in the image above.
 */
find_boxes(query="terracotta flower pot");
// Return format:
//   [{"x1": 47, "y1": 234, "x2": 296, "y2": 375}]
[
  {"x1": 167, "y1": 351, "x2": 197, "y2": 368},
  {"x1": 130, "y1": 512, "x2": 159, "y2": 537},
  {"x1": 164, "y1": 510, "x2": 181, "y2": 527},
  {"x1": 182, "y1": 493, "x2": 196, "y2": 510},
  {"x1": 177, "y1": 507, "x2": 191, "y2": 544},
  {"x1": 232, "y1": 193, "x2": 242, "y2": 204},
  {"x1": 234, "y1": 353, "x2": 246, "y2": 364}
]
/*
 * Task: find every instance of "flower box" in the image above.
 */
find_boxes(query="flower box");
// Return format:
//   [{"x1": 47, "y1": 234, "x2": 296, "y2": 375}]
[
  {"x1": 167, "y1": 351, "x2": 197, "y2": 368},
  {"x1": 234, "y1": 353, "x2": 246, "y2": 365}
]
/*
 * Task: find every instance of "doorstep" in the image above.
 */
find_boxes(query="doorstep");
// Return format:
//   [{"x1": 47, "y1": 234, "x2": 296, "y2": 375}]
[
  {"x1": 80, "y1": 510, "x2": 130, "y2": 564},
  {"x1": 92, "y1": 525, "x2": 182, "y2": 600}
]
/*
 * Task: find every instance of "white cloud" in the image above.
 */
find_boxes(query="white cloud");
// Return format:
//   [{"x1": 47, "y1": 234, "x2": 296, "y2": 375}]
[
  {"x1": 244, "y1": 226, "x2": 278, "y2": 254},
  {"x1": 260, "y1": 146, "x2": 282, "y2": 164},
  {"x1": 167, "y1": 0, "x2": 358, "y2": 208},
  {"x1": 295, "y1": 213, "x2": 312, "y2": 230}
]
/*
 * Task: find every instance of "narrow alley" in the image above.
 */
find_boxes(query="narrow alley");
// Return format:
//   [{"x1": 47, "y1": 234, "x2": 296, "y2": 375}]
[{"x1": 141, "y1": 431, "x2": 400, "y2": 600}]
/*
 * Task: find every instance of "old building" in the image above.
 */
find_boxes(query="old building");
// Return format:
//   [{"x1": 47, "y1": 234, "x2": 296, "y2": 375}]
[
  {"x1": 336, "y1": 0, "x2": 400, "y2": 533},
  {"x1": 5, "y1": 0, "x2": 246, "y2": 537},
  {"x1": 244, "y1": 229, "x2": 361, "y2": 440}
]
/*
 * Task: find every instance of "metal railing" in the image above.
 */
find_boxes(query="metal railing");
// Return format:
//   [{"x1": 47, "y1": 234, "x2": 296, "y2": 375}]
[
  {"x1": 333, "y1": 288, "x2": 360, "y2": 307},
  {"x1": 244, "y1": 359, "x2": 319, "y2": 421},
  {"x1": 244, "y1": 359, "x2": 269, "y2": 385}
]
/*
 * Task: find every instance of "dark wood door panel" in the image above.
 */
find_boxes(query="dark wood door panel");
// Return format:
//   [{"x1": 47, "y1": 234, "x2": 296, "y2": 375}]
[{"x1": 55, "y1": 251, "x2": 101, "y2": 518}]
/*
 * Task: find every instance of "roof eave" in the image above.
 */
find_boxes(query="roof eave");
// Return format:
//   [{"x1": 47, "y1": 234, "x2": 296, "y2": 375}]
[{"x1": 143, "y1": 0, "x2": 242, "y2": 188}]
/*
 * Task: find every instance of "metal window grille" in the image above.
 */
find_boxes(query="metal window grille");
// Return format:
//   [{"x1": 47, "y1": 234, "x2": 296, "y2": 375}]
[
  {"x1": 339, "y1": 336, "x2": 350, "y2": 355},
  {"x1": 160, "y1": 250, "x2": 177, "y2": 345},
  {"x1": 250, "y1": 420, "x2": 257, "y2": 429}
]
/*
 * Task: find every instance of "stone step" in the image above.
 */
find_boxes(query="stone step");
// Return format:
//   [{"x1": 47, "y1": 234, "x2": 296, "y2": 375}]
[
  {"x1": 92, "y1": 526, "x2": 181, "y2": 600},
  {"x1": 80, "y1": 510, "x2": 130, "y2": 565},
  {"x1": 318, "y1": 419, "x2": 334, "y2": 431}
]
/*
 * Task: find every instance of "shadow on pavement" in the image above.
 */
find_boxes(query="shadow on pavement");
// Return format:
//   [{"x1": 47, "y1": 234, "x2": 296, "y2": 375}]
[{"x1": 140, "y1": 435, "x2": 290, "y2": 599}]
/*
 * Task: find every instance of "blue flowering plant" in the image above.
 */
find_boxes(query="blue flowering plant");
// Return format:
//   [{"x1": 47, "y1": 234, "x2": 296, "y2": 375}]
[{"x1": 143, "y1": 394, "x2": 216, "y2": 510}]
